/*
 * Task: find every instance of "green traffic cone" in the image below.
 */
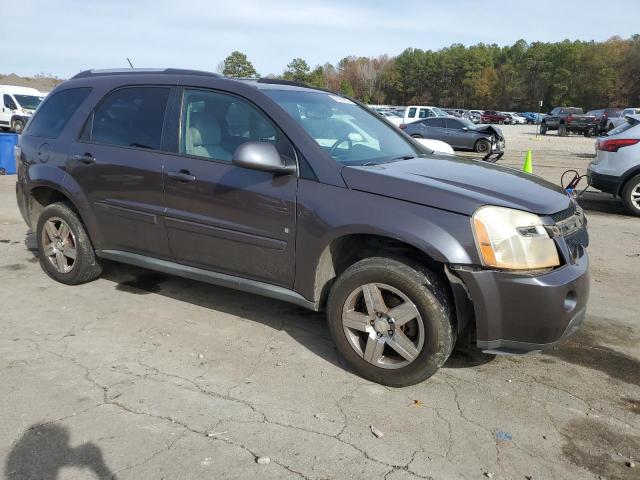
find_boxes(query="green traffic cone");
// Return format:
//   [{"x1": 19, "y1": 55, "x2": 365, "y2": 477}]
[{"x1": 523, "y1": 150, "x2": 533, "y2": 174}]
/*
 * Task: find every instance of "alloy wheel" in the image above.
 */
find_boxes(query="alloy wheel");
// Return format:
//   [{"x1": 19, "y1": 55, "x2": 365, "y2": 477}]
[
  {"x1": 341, "y1": 283, "x2": 424, "y2": 369},
  {"x1": 41, "y1": 217, "x2": 77, "y2": 273},
  {"x1": 631, "y1": 184, "x2": 640, "y2": 210}
]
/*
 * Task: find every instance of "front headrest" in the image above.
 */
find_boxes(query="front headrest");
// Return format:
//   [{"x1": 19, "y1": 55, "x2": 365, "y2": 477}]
[{"x1": 189, "y1": 112, "x2": 221, "y2": 145}]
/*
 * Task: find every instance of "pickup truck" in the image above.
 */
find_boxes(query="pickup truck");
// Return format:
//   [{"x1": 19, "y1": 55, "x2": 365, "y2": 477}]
[
  {"x1": 540, "y1": 107, "x2": 597, "y2": 136},
  {"x1": 480, "y1": 111, "x2": 509, "y2": 124}
]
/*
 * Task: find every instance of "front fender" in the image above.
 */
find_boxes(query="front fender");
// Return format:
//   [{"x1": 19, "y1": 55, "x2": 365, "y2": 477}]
[{"x1": 294, "y1": 179, "x2": 478, "y2": 302}]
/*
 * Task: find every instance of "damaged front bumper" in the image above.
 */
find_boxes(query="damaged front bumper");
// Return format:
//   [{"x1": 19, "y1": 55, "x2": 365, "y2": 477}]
[{"x1": 447, "y1": 247, "x2": 590, "y2": 355}]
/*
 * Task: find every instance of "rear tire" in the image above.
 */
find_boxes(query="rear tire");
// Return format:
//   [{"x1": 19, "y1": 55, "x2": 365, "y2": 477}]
[
  {"x1": 410, "y1": 134, "x2": 423, "y2": 138},
  {"x1": 621, "y1": 174, "x2": 640, "y2": 217},
  {"x1": 326, "y1": 257, "x2": 455, "y2": 387},
  {"x1": 540, "y1": 123, "x2": 547, "y2": 135},
  {"x1": 36, "y1": 202, "x2": 102, "y2": 285}
]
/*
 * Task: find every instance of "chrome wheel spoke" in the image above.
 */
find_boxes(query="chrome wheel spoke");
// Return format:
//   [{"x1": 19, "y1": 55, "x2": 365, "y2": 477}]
[
  {"x1": 57, "y1": 222, "x2": 70, "y2": 241},
  {"x1": 362, "y1": 284, "x2": 386, "y2": 315},
  {"x1": 62, "y1": 245, "x2": 77, "y2": 260},
  {"x1": 387, "y1": 331, "x2": 420, "y2": 362},
  {"x1": 43, "y1": 244, "x2": 56, "y2": 257},
  {"x1": 55, "y1": 251, "x2": 67, "y2": 271},
  {"x1": 388, "y1": 301, "x2": 419, "y2": 327},
  {"x1": 343, "y1": 310, "x2": 370, "y2": 332},
  {"x1": 44, "y1": 221, "x2": 58, "y2": 241},
  {"x1": 363, "y1": 333, "x2": 385, "y2": 364}
]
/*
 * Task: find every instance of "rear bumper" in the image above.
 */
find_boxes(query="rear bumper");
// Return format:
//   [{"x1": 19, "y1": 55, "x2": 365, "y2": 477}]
[
  {"x1": 587, "y1": 168, "x2": 622, "y2": 195},
  {"x1": 453, "y1": 251, "x2": 590, "y2": 354}
]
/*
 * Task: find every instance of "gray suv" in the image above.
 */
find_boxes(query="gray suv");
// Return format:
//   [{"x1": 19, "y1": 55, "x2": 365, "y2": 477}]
[{"x1": 15, "y1": 69, "x2": 590, "y2": 386}]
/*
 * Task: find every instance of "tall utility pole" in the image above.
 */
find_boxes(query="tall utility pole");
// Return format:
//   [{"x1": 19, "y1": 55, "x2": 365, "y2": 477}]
[{"x1": 536, "y1": 99, "x2": 542, "y2": 138}]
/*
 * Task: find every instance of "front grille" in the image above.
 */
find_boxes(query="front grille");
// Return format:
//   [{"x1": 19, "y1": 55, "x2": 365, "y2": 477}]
[{"x1": 551, "y1": 204, "x2": 576, "y2": 223}]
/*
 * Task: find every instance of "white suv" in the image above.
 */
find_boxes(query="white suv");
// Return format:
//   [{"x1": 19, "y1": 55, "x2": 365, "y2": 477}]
[{"x1": 588, "y1": 114, "x2": 640, "y2": 216}]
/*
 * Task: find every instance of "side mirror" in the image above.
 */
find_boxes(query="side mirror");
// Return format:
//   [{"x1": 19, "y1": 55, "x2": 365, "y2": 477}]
[{"x1": 232, "y1": 142, "x2": 296, "y2": 174}]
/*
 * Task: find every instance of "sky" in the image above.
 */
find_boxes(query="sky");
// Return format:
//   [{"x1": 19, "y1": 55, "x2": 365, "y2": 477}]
[{"x1": 6, "y1": 0, "x2": 640, "y2": 79}]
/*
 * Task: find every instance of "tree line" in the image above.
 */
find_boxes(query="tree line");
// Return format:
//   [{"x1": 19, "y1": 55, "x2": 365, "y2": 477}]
[{"x1": 221, "y1": 36, "x2": 640, "y2": 111}]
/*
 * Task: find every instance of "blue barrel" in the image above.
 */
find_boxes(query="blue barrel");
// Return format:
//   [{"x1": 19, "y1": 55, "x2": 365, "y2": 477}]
[{"x1": 0, "y1": 133, "x2": 19, "y2": 175}]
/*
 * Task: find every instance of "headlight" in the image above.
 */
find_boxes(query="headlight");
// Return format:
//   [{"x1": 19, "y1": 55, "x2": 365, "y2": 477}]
[{"x1": 472, "y1": 206, "x2": 560, "y2": 270}]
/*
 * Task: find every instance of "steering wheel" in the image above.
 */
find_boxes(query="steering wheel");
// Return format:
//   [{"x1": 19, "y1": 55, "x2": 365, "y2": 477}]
[{"x1": 329, "y1": 136, "x2": 353, "y2": 157}]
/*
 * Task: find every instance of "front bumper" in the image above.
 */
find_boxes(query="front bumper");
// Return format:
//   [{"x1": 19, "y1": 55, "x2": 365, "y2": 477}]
[{"x1": 453, "y1": 250, "x2": 590, "y2": 354}]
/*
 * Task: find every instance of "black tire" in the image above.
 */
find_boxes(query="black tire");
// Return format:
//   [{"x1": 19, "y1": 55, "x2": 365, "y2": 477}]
[
  {"x1": 410, "y1": 134, "x2": 423, "y2": 138},
  {"x1": 475, "y1": 138, "x2": 491, "y2": 154},
  {"x1": 540, "y1": 122, "x2": 547, "y2": 135},
  {"x1": 326, "y1": 257, "x2": 455, "y2": 387},
  {"x1": 621, "y1": 174, "x2": 640, "y2": 217},
  {"x1": 12, "y1": 119, "x2": 25, "y2": 134},
  {"x1": 36, "y1": 202, "x2": 102, "y2": 284}
]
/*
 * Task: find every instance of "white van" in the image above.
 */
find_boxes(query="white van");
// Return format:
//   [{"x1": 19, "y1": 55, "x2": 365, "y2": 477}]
[
  {"x1": 0, "y1": 86, "x2": 46, "y2": 134},
  {"x1": 402, "y1": 105, "x2": 448, "y2": 125}
]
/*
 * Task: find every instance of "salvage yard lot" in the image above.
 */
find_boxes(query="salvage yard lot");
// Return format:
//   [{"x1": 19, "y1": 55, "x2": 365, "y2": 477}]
[{"x1": 1, "y1": 125, "x2": 639, "y2": 480}]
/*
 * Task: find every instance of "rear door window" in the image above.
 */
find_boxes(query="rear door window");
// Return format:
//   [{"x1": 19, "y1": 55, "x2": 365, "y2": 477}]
[
  {"x1": 25, "y1": 87, "x2": 91, "y2": 139},
  {"x1": 429, "y1": 118, "x2": 447, "y2": 128},
  {"x1": 81, "y1": 86, "x2": 170, "y2": 150}
]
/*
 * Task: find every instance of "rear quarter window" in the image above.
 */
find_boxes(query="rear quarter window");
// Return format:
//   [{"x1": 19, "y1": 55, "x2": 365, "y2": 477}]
[{"x1": 25, "y1": 87, "x2": 91, "y2": 139}]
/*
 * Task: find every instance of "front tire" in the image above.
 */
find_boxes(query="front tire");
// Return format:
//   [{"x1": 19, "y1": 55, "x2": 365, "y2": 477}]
[
  {"x1": 621, "y1": 175, "x2": 640, "y2": 217},
  {"x1": 475, "y1": 138, "x2": 491, "y2": 154},
  {"x1": 36, "y1": 202, "x2": 102, "y2": 284},
  {"x1": 540, "y1": 123, "x2": 547, "y2": 135},
  {"x1": 326, "y1": 257, "x2": 454, "y2": 387}
]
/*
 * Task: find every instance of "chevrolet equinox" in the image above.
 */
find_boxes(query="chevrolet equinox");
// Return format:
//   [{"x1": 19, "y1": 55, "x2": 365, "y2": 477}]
[{"x1": 15, "y1": 69, "x2": 590, "y2": 386}]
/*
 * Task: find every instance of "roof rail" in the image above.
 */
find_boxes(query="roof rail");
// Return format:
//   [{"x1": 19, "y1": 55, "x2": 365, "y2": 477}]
[
  {"x1": 71, "y1": 68, "x2": 222, "y2": 79},
  {"x1": 256, "y1": 78, "x2": 308, "y2": 88}
]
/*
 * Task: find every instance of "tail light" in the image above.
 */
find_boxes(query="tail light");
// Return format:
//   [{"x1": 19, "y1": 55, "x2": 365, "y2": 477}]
[
  {"x1": 566, "y1": 114, "x2": 573, "y2": 123},
  {"x1": 399, "y1": 124, "x2": 407, "y2": 130},
  {"x1": 597, "y1": 138, "x2": 640, "y2": 152}
]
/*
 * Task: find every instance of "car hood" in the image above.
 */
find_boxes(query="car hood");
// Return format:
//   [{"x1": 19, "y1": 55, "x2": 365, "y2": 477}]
[{"x1": 341, "y1": 156, "x2": 571, "y2": 216}]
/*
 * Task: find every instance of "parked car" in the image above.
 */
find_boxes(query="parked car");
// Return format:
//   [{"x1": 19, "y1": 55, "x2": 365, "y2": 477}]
[
  {"x1": 521, "y1": 112, "x2": 544, "y2": 124},
  {"x1": 480, "y1": 110, "x2": 509, "y2": 124},
  {"x1": 15, "y1": 68, "x2": 590, "y2": 387},
  {"x1": 413, "y1": 137, "x2": 455, "y2": 155},
  {"x1": 401, "y1": 116, "x2": 505, "y2": 155},
  {"x1": 464, "y1": 110, "x2": 484, "y2": 124},
  {"x1": 403, "y1": 105, "x2": 448, "y2": 124},
  {"x1": 500, "y1": 113, "x2": 518, "y2": 125},
  {"x1": 541, "y1": 107, "x2": 597, "y2": 136},
  {"x1": 606, "y1": 107, "x2": 640, "y2": 131},
  {"x1": 587, "y1": 108, "x2": 623, "y2": 134},
  {"x1": 374, "y1": 109, "x2": 403, "y2": 127},
  {"x1": 0, "y1": 86, "x2": 46, "y2": 134},
  {"x1": 443, "y1": 108, "x2": 465, "y2": 118},
  {"x1": 505, "y1": 112, "x2": 527, "y2": 125},
  {"x1": 588, "y1": 114, "x2": 640, "y2": 216}
]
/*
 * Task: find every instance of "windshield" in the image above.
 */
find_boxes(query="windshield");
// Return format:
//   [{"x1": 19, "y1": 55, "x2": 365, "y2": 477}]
[
  {"x1": 264, "y1": 89, "x2": 420, "y2": 165},
  {"x1": 14, "y1": 95, "x2": 43, "y2": 110}
]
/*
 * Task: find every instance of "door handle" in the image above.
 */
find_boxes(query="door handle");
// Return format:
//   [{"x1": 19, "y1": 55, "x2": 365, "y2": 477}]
[
  {"x1": 167, "y1": 170, "x2": 196, "y2": 182},
  {"x1": 74, "y1": 153, "x2": 95, "y2": 165}
]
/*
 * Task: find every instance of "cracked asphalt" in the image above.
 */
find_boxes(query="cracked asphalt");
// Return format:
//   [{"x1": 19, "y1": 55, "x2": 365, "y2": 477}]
[{"x1": 1, "y1": 126, "x2": 639, "y2": 479}]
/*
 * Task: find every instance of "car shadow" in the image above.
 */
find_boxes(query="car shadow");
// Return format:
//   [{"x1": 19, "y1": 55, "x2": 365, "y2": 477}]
[
  {"x1": 22, "y1": 232, "x2": 495, "y2": 377},
  {"x1": 577, "y1": 190, "x2": 630, "y2": 216},
  {"x1": 5, "y1": 423, "x2": 117, "y2": 480}
]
